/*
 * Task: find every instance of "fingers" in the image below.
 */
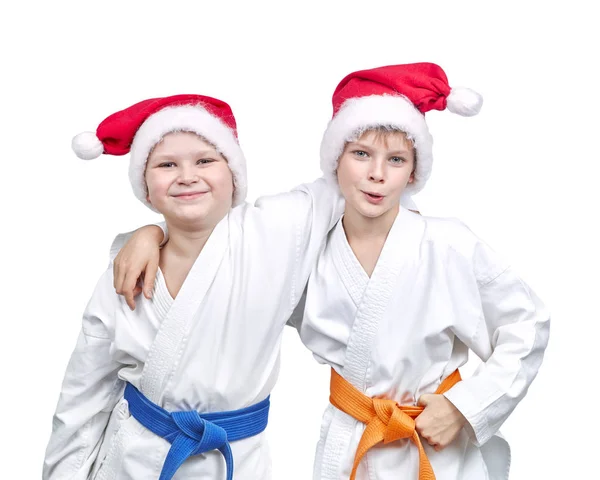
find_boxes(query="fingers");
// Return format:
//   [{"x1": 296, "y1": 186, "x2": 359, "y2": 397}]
[
  {"x1": 143, "y1": 257, "x2": 159, "y2": 299},
  {"x1": 417, "y1": 429, "x2": 446, "y2": 450},
  {"x1": 429, "y1": 440, "x2": 446, "y2": 451},
  {"x1": 112, "y1": 234, "x2": 160, "y2": 307},
  {"x1": 415, "y1": 414, "x2": 430, "y2": 447},
  {"x1": 415, "y1": 394, "x2": 463, "y2": 452},
  {"x1": 415, "y1": 400, "x2": 443, "y2": 450},
  {"x1": 122, "y1": 270, "x2": 141, "y2": 310},
  {"x1": 125, "y1": 292, "x2": 136, "y2": 311},
  {"x1": 114, "y1": 256, "x2": 124, "y2": 293},
  {"x1": 113, "y1": 262, "x2": 119, "y2": 290}
]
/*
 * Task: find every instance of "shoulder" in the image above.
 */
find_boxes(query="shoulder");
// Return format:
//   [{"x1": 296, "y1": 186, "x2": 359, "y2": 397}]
[
  {"x1": 234, "y1": 179, "x2": 333, "y2": 234},
  {"x1": 87, "y1": 266, "x2": 117, "y2": 308},
  {"x1": 421, "y1": 215, "x2": 478, "y2": 248},
  {"x1": 421, "y1": 215, "x2": 510, "y2": 284},
  {"x1": 80, "y1": 265, "x2": 120, "y2": 337}
]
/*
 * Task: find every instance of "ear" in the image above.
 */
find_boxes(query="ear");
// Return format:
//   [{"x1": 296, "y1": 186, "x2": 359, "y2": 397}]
[{"x1": 408, "y1": 170, "x2": 415, "y2": 184}]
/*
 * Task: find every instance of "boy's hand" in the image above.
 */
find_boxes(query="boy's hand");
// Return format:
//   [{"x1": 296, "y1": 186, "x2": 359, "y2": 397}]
[
  {"x1": 415, "y1": 394, "x2": 467, "y2": 451},
  {"x1": 113, "y1": 225, "x2": 163, "y2": 310}
]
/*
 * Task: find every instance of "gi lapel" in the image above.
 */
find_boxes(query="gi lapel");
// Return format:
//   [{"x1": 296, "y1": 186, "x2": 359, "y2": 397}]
[
  {"x1": 140, "y1": 215, "x2": 230, "y2": 404},
  {"x1": 331, "y1": 218, "x2": 369, "y2": 308},
  {"x1": 321, "y1": 209, "x2": 425, "y2": 480},
  {"x1": 342, "y1": 209, "x2": 425, "y2": 389}
]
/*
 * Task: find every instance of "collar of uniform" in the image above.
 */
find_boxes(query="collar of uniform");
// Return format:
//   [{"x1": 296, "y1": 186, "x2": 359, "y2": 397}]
[{"x1": 152, "y1": 268, "x2": 174, "y2": 321}]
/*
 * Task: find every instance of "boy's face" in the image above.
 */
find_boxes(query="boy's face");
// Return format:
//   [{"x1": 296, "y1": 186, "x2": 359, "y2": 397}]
[
  {"x1": 336, "y1": 130, "x2": 415, "y2": 220},
  {"x1": 145, "y1": 132, "x2": 234, "y2": 226}
]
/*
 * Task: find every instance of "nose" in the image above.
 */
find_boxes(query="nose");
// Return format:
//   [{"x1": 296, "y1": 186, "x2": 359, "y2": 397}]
[
  {"x1": 177, "y1": 164, "x2": 199, "y2": 185},
  {"x1": 368, "y1": 158, "x2": 385, "y2": 183}
]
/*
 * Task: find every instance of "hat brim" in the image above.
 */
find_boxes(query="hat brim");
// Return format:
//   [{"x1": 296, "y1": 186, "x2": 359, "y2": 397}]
[
  {"x1": 129, "y1": 105, "x2": 247, "y2": 211},
  {"x1": 319, "y1": 94, "x2": 433, "y2": 195}
]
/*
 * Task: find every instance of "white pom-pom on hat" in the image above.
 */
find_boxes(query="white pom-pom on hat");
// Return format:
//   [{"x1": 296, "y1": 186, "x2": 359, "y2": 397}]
[
  {"x1": 446, "y1": 87, "x2": 483, "y2": 117},
  {"x1": 72, "y1": 131, "x2": 104, "y2": 160}
]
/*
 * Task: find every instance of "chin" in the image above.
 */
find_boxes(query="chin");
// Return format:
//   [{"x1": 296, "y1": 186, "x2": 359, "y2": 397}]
[
  {"x1": 170, "y1": 204, "x2": 210, "y2": 220},
  {"x1": 178, "y1": 214, "x2": 213, "y2": 226},
  {"x1": 353, "y1": 202, "x2": 384, "y2": 218}
]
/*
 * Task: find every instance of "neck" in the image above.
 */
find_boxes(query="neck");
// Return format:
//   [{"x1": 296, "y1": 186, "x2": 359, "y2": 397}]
[
  {"x1": 162, "y1": 217, "x2": 221, "y2": 259},
  {"x1": 342, "y1": 203, "x2": 400, "y2": 241}
]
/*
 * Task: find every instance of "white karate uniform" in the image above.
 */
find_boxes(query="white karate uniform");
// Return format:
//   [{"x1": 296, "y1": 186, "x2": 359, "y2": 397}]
[
  {"x1": 43, "y1": 178, "x2": 343, "y2": 480},
  {"x1": 293, "y1": 208, "x2": 550, "y2": 480}
]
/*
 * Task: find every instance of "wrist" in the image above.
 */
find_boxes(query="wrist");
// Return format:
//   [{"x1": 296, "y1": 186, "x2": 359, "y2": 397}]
[{"x1": 135, "y1": 225, "x2": 165, "y2": 245}]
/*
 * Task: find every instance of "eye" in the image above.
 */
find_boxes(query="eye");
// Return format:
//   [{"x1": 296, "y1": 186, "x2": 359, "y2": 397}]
[
  {"x1": 158, "y1": 162, "x2": 176, "y2": 168},
  {"x1": 197, "y1": 158, "x2": 216, "y2": 165},
  {"x1": 352, "y1": 150, "x2": 368, "y2": 158},
  {"x1": 389, "y1": 156, "x2": 406, "y2": 165}
]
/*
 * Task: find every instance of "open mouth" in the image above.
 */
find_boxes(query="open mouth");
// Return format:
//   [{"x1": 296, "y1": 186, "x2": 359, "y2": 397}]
[{"x1": 362, "y1": 191, "x2": 385, "y2": 204}]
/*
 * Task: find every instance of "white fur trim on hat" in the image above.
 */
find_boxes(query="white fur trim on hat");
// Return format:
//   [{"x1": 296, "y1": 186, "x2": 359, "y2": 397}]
[
  {"x1": 447, "y1": 87, "x2": 483, "y2": 117},
  {"x1": 320, "y1": 95, "x2": 433, "y2": 195},
  {"x1": 72, "y1": 131, "x2": 104, "y2": 160},
  {"x1": 129, "y1": 105, "x2": 247, "y2": 211}
]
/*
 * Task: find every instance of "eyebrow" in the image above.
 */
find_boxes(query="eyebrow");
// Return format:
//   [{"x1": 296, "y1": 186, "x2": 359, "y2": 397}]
[
  {"x1": 387, "y1": 150, "x2": 411, "y2": 156},
  {"x1": 347, "y1": 142, "x2": 371, "y2": 149},
  {"x1": 348, "y1": 142, "x2": 411, "y2": 155},
  {"x1": 151, "y1": 150, "x2": 219, "y2": 161}
]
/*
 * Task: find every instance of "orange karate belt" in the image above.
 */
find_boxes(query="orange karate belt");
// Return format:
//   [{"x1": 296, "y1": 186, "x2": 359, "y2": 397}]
[{"x1": 329, "y1": 368, "x2": 462, "y2": 480}]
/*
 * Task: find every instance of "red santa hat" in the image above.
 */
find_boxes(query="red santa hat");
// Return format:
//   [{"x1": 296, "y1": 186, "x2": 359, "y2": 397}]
[
  {"x1": 71, "y1": 94, "x2": 247, "y2": 211},
  {"x1": 320, "y1": 62, "x2": 483, "y2": 195}
]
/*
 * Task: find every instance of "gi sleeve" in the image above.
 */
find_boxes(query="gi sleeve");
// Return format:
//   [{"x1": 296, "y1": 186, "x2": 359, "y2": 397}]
[
  {"x1": 273, "y1": 181, "x2": 417, "y2": 324},
  {"x1": 251, "y1": 177, "x2": 344, "y2": 314},
  {"x1": 443, "y1": 228, "x2": 551, "y2": 446},
  {"x1": 286, "y1": 287, "x2": 307, "y2": 330},
  {"x1": 42, "y1": 268, "x2": 124, "y2": 480}
]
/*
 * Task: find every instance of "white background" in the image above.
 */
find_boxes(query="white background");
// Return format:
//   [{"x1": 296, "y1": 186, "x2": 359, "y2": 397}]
[{"x1": 1, "y1": 0, "x2": 598, "y2": 478}]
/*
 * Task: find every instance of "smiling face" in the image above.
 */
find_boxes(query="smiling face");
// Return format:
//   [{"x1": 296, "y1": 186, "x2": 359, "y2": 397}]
[
  {"x1": 336, "y1": 128, "x2": 416, "y2": 222},
  {"x1": 144, "y1": 131, "x2": 234, "y2": 227}
]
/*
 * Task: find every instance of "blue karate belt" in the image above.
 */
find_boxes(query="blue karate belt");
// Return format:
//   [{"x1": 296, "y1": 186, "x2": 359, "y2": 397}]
[{"x1": 124, "y1": 383, "x2": 270, "y2": 480}]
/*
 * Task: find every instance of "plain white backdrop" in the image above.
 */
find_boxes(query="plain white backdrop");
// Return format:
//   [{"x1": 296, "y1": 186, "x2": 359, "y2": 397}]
[{"x1": 1, "y1": 0, "x2": 598, "y2": 478}]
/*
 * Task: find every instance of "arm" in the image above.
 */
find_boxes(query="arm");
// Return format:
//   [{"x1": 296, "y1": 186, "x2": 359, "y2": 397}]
[
  {"x1": 112, "y1": 177, "x2": 343, "y2": 314},
  {"x1": 253, "y1": 177, "x2": 344, "y2": 313},
  {"x1": 443, "y1": 235, "x2": 551, "y2": 447},
  {"x1": 111, "y1": 223, "x2": 166, "y2": 310},
  {"x1": 112, "y1": 179, "x2": 418, "y2": 313},
  {"x1": 277, "y1": 184, "x2": 420, "y2": 326},
  {"x1": 43, "y1": 270, "x2": 123, "y2": 480},
  {"x1": 286, "y1": 287, "x2": 307, "y2": 330}
]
